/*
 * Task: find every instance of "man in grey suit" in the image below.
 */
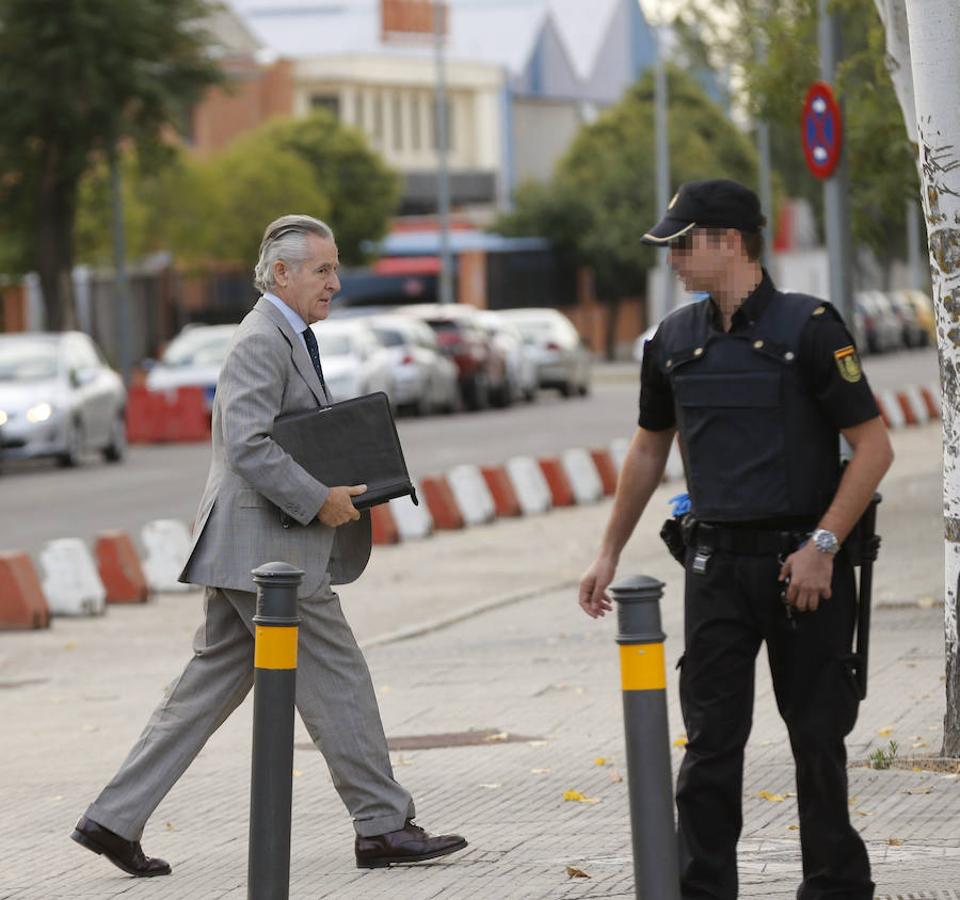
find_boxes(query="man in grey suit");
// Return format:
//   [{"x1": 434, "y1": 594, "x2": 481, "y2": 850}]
[{"x1": 71, "y1": 215, "x2": 467, "y2": 877}]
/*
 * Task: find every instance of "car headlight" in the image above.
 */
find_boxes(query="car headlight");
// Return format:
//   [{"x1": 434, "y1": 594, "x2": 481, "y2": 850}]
[
  {"x1": 26, "y1": 402, "x2": 54, "y2": 423},
  {"x1": 0, "y1": 410, "x2": 7, "y2": 426}
]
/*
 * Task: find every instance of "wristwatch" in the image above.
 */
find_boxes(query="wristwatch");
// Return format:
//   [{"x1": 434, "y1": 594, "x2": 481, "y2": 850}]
[{"x1": 811, "y1": 528, "x2": 840, "y2": 556}]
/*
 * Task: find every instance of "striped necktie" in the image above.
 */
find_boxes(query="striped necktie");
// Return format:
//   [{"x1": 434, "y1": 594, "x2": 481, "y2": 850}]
[{"x1": 301, "y1": 327, "x2": 330, "y2": 402}]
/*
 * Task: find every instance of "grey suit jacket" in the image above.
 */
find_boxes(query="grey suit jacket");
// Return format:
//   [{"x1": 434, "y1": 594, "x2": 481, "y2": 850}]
[{"x1": 179, "y1": 297, "x2": 371, "y2": 598}]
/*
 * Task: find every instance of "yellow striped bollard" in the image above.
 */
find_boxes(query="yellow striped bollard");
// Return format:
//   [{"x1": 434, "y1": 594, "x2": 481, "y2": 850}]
[
  {"x1": 608, "y1": 574, "x2": 680, "y2": 900},
  {"x1": 248, "y1": 562, "x2": 304, "y2": 900}
]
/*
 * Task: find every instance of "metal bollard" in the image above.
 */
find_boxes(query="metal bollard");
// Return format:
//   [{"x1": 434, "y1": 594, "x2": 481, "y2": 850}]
[
  {"x1": 248, "y1": 562, "x2": 304, "y2": 900},
  {"x1": 608, "y1": 574, "x2": 681, "y2": 900}
]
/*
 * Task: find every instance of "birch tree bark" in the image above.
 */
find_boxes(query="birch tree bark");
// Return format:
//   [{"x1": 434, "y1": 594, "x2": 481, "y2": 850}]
[{"x1": 874, "y1": 0, "x2": 960, "y2": 757}]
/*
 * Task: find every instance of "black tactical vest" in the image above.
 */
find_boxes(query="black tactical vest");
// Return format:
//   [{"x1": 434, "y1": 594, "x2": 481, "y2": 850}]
[{"x1": 655, "y1": 292, "x2": 841, "y2": 522}]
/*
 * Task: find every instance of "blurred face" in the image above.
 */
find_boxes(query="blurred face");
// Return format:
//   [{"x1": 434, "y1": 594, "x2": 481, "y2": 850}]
[
  {"x1": 273, "y1": 234, "x2": 341, "y2": 324},
  {"x1": 667, "y1": 228, "x2": 744, "y2": 293}
]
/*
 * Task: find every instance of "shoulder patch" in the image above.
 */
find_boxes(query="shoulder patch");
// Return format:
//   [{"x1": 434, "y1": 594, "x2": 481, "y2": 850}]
[{"x1": 834, "y1": 345, "x2": 862, "y2": 383}]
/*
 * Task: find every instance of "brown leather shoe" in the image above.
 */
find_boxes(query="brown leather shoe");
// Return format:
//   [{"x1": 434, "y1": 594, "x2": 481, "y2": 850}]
[
  {"x1": 355, "y1": 819, "x2": 467, "y2": 868},
  {"x1": 70, "y1": 816, "x2": 172, "y2": 877}
]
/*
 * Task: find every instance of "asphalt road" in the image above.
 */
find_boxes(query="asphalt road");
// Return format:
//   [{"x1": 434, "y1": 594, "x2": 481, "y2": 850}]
[{"x1": 0, "y1": 348, "x2": 940, "y2": 560}]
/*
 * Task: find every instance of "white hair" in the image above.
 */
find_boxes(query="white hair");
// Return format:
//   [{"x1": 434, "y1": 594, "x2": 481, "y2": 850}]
[{"x1": 253, "y1": 214, "x2": 334, "y2": 294}]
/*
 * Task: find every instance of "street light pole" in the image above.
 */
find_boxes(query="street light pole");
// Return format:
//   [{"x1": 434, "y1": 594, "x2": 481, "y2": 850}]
[
  {"x1": 434, "y1": 1, "x2": 454, "y2": 304},
  {"x1": 818, "y1": 0, "x2": 854, "y2": 326},
  {"x1": 653, "y1": 23, "x2": 673, "y2": 325}
]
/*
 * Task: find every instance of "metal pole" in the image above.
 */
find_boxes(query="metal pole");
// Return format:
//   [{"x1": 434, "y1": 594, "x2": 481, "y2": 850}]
[
  {"x1": 818, "y1": 0, "x2": 854, "y2": 326},
  {"x1": 109, "y1": 143, "x2": 132, "y2": 385},
  {"x1": 755, "y1": 3, "x2": 774, "y2": 271},
  {"x1": 248, "y1": 561, "x2": 304, "y2": 900},
  {"x1": 653, "y1": 24, "x2": 673, "y2": 325},
  {"x1": 608, "y1": 574, "x2": 681, "y2": 900},
  {"x1": 434, "y1": 1, "x2": 454, "y2": 304}
]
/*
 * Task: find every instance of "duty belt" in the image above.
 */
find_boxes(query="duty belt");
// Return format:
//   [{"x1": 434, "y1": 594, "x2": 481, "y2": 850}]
[{"x1": 692, "y1": 522, "x2": 810, "y2": 556}]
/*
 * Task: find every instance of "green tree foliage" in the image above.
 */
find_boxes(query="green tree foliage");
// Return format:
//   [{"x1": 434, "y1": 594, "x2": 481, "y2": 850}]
[
  {"x1": 74, "y1": 112, "x2": 399, "y2": 272},
  {"x1": 672, "y1": 0, "x2": 919, "y2": 266},
  {"x1": 496, "y1": 66, "x2": 758, "y2": 302},
  {"x1": 0, "y1": 0, "x2": 223, "y2": 329}
]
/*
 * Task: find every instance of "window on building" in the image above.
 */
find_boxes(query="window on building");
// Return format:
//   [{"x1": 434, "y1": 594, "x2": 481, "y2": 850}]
[
  {"x1": 372, "y1": 91, "x2": 384, "y2": 144},
  {"x1": 392, "y1": 93, "x2": 404, "y2": 152},
  {"x1": 411, "y1": 93, "x2": 422, "y2": 151},
  {"x1": 310, "y1": 94, "x2": 340, "y2": 118}
]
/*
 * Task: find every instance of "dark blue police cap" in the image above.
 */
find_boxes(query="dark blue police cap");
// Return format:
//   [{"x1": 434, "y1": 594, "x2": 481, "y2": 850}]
[{"x1": 641, "y1": 179, "x2": 764, "y2": 245}]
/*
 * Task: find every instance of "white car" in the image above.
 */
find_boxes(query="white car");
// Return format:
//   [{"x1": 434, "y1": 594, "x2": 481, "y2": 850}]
[
  {"x1": 368, "y1": 315, "x2": 460, "y2": 415},
  {"x1": 476, "y1": 311, "x2": 538, "y2": 403},
  {"x1": 498, "y1": 308, "x2": 591, "y2": 397},
  {"x1": 145, "y1": 324, "x2": 239, "y2": 408},
  {"x1": 0, "y1": 332, "x2": 126, "y2": 467},
  {"x1": 309, "y1": 319, "x2": 396, "y2": 404}
]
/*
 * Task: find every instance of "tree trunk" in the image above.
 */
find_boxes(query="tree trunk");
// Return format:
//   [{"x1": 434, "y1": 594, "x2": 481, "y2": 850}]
[
  {"x1": 877, "y1": 0, "x2": 960, "y2": 757},
  {"x1": 35, "y1": 144, "x2": 77, "y2": 332}
]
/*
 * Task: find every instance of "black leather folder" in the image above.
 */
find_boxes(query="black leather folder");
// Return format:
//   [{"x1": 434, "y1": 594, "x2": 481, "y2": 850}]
[{"x1": 272, "y1": 392, "x2": 418, "y2": 509}]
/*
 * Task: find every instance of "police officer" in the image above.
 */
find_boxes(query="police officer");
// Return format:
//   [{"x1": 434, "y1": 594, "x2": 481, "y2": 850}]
[{"x1": 579, "y1": 179, "x2": 892, "y2": 900}]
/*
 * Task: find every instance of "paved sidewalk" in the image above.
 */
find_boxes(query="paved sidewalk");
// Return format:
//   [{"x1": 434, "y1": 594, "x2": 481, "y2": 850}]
[{"x1": 0, "y1": 423, "x2": 956, "y2": 899}]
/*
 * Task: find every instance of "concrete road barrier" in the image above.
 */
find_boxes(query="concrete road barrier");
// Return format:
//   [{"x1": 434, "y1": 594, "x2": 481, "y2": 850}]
[
  {"x1": 561, "y1": 448, "x2": 604, "y2": 504},
  {"x1": 370, "y1": 504, "x2": 400, "y2": 545},
  {"x1": 538, "y1": 457, "x2": 575, "y2": 507},
  {"x1": 95, "y1": 531, "x2": 150, "y2": 604},
  {"x1": 505, "y1": 456, "x2": 553, "y2": 516},
  {"x1": 38, "y1": 538, "x2": 106, "y2": 616},
  {"x1": 420, "y1": 476, "x2": 465, "y2": 530},
  {"x1": 0, "y1": 552, "x2": 49, "y2": 630},
  {"x1": 390, "y1": 487, "x2": 434, "y2": 540},
  {"x1": 448, "y1": 464, "x2": 496, "y2": 526},
  {"x1": 141, "y1": 519, "x2": 193, "y2": 593},
  {"x1": 481, "y1": 466, "x2": 522, "y2": 517}
]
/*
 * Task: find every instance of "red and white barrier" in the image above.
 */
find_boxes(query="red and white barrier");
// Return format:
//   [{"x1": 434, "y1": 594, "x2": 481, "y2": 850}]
[
  {"x1": 506, "y1": 456, "x2": 553, "y2": 516},
  {"x1": 561, "y1": 449, "x2": 604, "y2": 504},
  {"x1": 95, "y1": 531, "x2": 150, "y2": 604},
  {"x1": 420, "y1": 476, "x2": 465, "y2": 530},
  {"x1": 448, "y1": 465, "x2": 496, "y2": 526},
  {"x1": 0, "y1": 552, "x2": 49, "y2": 630},
  {"x1": 38, "y1": 538, "x2": 106, "y2": 616},
  {"x1": 370, "y1": 504, "x2": 400, "y2": 545},
  {"x1": 141, "y1": 519, "x2": 193, "y2": 592},
  {"x1": 390, "y1": 487, "x2": 434, "y2": 540},
  {"x1": 481, "y1": 466, "x2": 523, "y2": 517}
]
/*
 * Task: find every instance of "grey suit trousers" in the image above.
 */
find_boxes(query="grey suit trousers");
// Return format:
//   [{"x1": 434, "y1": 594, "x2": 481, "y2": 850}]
[{"x1": 85, "y1": 586, "x2": 414, "y2": 840}]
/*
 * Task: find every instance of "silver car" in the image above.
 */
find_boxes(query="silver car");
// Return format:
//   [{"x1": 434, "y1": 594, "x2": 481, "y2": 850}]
[
  {"x1": 145, "y1": 323, "x2": 239, "y2": 409},
  {"x1": 309, "y1": 319, "x2": 396, "y2": 404},
  {"x1": 0, "y1": 332, "x2": 127, "y2": 467},
  {"x1": 498, "y1": 308, "x2": 592, "y2": 397},
  {"x1": 368, "y1": 315, "x2": 461, "y2": 415}
]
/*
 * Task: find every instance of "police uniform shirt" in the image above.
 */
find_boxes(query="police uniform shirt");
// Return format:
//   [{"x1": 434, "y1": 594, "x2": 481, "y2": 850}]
[{"x1": 639, "y1": 272, "x2": 880, "y2": 434}]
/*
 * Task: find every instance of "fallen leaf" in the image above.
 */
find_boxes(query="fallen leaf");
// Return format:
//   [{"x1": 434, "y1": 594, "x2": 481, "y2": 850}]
[
  {"x1": 379, "y1": 685, "x2": 392, "y2": 694},
  {"x1": 484, "y1": 732, "x2": 510, "y2": 743},
  {"x1": 905, "y1": 787, "x2": 932, "y2": 795},
  {"x1": 392, "y1": 754, "x2": 415, "y2": 767},
  {"x1": 479, "y1": 783, "x2": 502, "y2": 790},
  {"x1": 608, "y1": 770, "x2": 624, "y2": 783},
  {"x1": 563, "y1": 789, "x2": 600, "y2": 804},
  {"x1": 912, "y1": 741, "x2": 929, "y2": 749},
  {"x1": 565, "y1": 866, "x2": 591, "y2": 879},
  {"x1": 673, "y1": 734, "x2": 688, "y2": 748},
  {"x1": 787, "y1": 824, "x2": 799, "y2": 831},
  {"x1": 63, "y1": 641, "x2": 77, "y2": 651},
  {"x1": 292, "y1": 769, "x2": 303, "y2": 778},
  {"x1": 528, "y1": 740, "x2": 549, "y2": 747},
  {"x1": 784, "y1": 792, "x2": 797, "y2": 798},
  {"x1": 531, "y1": 768, "x2": 551, "y2": 775},
  {"x1": 81, "y1": 724, "x2": 98, "y2": 733},
  {"x1": 164, "y1": 822, "x2": 175, "y2": 831},
  {"x1": 595, "y1": 757, "x2": 610, "y2": 766},
  {"x1": 51, "y1": 795, "x2": 64, "y2": 802},
  {"x1": 877, "y1": 726, "x2": 895, "y2": 737},
  {"x1": 917, "y1": 596, "x2": 935, "y2": 608},
  {"x1": 887, "y1": 838, "x2": 903, "y2": 847},
  {"x1": 855, "y1": 810, "x2": 872, "y2": 817},
  {"x1": 757, "y1": 790, "x2": 785, "y2": 803}
]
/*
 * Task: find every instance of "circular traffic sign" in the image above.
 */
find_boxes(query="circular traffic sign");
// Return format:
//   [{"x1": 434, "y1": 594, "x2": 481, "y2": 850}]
[{"x1": 802, "y1": 81, "x2": 843, "y2": 179}]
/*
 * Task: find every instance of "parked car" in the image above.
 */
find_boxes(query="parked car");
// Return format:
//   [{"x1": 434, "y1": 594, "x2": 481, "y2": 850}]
[
  {"x1": 0, "y1": 332, "x2": 126, "y2": 467},
  {"x1": 899, "y1": 289, "x2": 936, "y2": 344},
  {"x1": 145, "y1": 324, "x2": 239, "y2": 408},
  {"x1": 476, "y1": 311, "x2": 538, "y2": 403},
  {"x1": 398, "y1": 304, "x2": 510, "y2": 410},
  {"x1": 308, "y1": 319, "x2": 396, "y2": 404},
  {"x1": 498, "y1": 308, "x2": 592, "y2": 397},
  {"x1": 368, "y1": 315, "x2": 461, "y2": 415},
  {"x1": 890, "y1": 290, "x2": 930, "y2": 348},
  {"x1": 854, "y1": 291, "x2": 902, "y2": 354}
]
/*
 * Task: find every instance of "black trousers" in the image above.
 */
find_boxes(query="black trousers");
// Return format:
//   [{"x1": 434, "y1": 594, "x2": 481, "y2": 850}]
[{"x1": 675, "y1": 546, "x2": 874, "y2": 900}]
